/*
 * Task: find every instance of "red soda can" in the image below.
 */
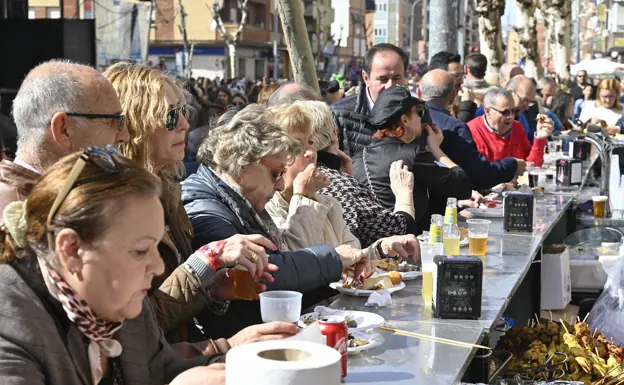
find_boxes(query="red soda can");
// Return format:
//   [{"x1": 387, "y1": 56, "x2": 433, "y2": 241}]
[{"x1": 318, "y1": 315, "x2": 348, "y2": 378}]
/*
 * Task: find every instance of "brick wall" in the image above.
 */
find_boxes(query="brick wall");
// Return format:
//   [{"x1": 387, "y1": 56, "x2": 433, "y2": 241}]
[{"x1": 154, "y1": 0, "x2": 175, "y2": 41}]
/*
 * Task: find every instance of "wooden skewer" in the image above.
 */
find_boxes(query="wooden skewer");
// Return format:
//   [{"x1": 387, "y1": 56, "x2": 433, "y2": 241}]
[
  {"x1": 527, "y1": 319, "x2": 531, "y2": 327},
  {"x1": 549, "y1": 309, "x2": 553, "y2": 322},
  {"x1": 583, "y1": 312, "x2": 591, "y2": 324},
  {"x1": 595, "y1": 329, "x2": 600, "y2": 338},
  {"x1": 560, "y1": 319, "x2": 570, "y2": 334},
  {"x1": 578, "y1": 315, "x2": 581, "y2": 322},
  {"x1": 534, "y1": 313, "x2": 540, "y2": 326},
  {"x1": 379, "y1": 326, "x2": 492, "y2": 350}
]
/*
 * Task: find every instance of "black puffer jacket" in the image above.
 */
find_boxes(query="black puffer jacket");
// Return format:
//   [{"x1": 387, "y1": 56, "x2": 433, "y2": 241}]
[
  {"x1": 331, "y1": 83, "x2": 374, "y2": 156},
  {"x1": 353, "y1": 137, "x2": 472, "y2": 234},
  {"x1": 181, "y1": 165, "x2": 343, "y2": 339}
]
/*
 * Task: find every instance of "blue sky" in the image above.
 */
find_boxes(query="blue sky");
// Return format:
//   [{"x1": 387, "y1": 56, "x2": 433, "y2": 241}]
[{"x1": 503, "y1": 1, "x2": 517, "y2": 31}]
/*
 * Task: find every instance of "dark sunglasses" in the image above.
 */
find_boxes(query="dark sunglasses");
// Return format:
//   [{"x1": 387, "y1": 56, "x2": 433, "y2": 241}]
[
  {"x1": 489, "y1": 106, "x2": 518, "y2": 118},
  {"x1": 46, "y1": 145, "x2": 124, "y2": 248},
  {"x1": 166, "y1": 105, "x2": 188, "y2": 131},
  {"x1": 66, "y1": 112, "x2": 126, "y2": 130},
  {"x1": 259, "y1": 159, "x2": 286, "y2": 183}
]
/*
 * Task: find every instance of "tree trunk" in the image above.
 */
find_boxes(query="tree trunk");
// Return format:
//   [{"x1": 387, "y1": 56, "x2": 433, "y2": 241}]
[
  {"x1": 551, "y1": 1, "x2": 571, "y2": 80},
  {"x1": 428, "y1": 0, "x2": 458, "y2": 60},
  {"x1": 278, "y1": 0, "x2": 319, "y2": 91},
  {"x1": 541, "y1": 0, "x2": 571, "y2": 80},
  {"x1": 475, "y1": 0, "x2": 506, "y2": 75},
  {"x1": 514, "y1": 0, "x2": 543, "y2": 78},
  {"x1": 228, "y1": 43, "x2": 237, "y2": 78}
]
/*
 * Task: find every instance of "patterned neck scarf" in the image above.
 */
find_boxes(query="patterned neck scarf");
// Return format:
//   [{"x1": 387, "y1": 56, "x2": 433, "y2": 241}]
[{"x1": 38, "y1": 258, "x2": 124, "y2": 385}]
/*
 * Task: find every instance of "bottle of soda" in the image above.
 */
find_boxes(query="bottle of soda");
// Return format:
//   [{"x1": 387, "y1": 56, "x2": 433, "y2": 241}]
[
  {"x1": 443, "y1": 198, "x2": 461, "y2": 256},
  {"x1": 428, "y1": 214, "x2": 444, "y2": 245}
]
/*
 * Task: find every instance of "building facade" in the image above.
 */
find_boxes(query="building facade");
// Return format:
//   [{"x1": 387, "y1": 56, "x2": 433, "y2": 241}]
[{"x1": 148, "y1": 0, "x2": 277, "y2": 79}]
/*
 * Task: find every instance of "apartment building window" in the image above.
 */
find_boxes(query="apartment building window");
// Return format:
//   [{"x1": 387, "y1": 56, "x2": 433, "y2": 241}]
[
  {"x1": 46, "y1": 7, "x2": 60, "y2": 19},
  {"x1": 28, "y1": 8, "x2": 35, "y2": 19}
]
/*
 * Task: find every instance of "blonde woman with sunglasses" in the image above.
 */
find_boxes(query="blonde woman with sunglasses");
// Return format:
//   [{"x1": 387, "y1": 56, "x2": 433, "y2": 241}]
[{"x1": 103, "y1": 64, "x2": 300, "y2": 354}]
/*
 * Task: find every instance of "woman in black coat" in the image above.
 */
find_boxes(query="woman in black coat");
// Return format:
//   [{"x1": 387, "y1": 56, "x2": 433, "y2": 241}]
[{"x1": 353, "y1": 86, "x2": 472, "y2": 234}]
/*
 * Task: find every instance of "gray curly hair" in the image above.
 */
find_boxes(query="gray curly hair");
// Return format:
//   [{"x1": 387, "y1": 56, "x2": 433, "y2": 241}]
[{"x1": 197, "y1": 104, "x2": 301, "y2": 179}]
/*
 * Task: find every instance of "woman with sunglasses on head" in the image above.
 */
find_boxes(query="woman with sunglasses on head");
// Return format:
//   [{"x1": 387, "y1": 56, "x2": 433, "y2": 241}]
[
  {"x1": 352, "y1": 86, "x2": 472, "y2": 234},
  {"x1": 264, "y1": 101, "x2": 420, "y2": 256},
  {"x1": 467, "y1": 87, "x2": 550, "y2": 167},
  {"x1": 104, "y1": 64, "x2": 299, "y2": 352},
  {"x1": 0, "y1": 147, "x2": 230, "y2": 385},
  {"x1": 182, "y1": 105, "x2": 391, "y2": 339}
]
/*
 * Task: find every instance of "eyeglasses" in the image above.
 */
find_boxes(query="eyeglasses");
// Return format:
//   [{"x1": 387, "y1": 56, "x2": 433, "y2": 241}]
[
  {"x1": 512, "y1": 90, "x2": 533, "y2": 105},
  {"x1": 449, "y1": 72, "x2": 465, "y2": 79},
  {"x1": 66, "y1": 112, "x2": 126, "y2": 130},
  {"x1": 489, "y1": 107, "x2": 518, "y2": 118},
  {"x1": 259, "y1": 159, "x2": 286, "y2": 183},
  {"x1": 166, "y1": 105, "x2": 188, "y2": 131},
  {"x1": 46, "y1": 145, "x2": 124, "y2": 248}
]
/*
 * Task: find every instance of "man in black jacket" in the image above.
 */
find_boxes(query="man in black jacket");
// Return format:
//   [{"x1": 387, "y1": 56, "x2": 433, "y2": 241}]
[
  {"x1": 428, "y1": 51, "x2": 477, "y2": 123},
  {"x1": 418, "y1": 70, "x2": 524, "y2": 190},
  {"x1": 331, "y1": 43, "x2": 412, "y2": 156}
]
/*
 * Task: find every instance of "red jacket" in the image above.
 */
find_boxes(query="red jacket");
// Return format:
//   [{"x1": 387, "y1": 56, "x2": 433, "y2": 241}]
[{"x1": 467, "y1": 116, "x2": 547, "y2": 167}]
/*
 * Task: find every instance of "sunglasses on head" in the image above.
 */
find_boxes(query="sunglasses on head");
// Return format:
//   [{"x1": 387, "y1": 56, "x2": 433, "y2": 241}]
[
  {"x1": 66, "y1": 112, "x2": 126, "y2": 130},
  {"x1": 46, "y1": 145, "x2": 124, "y2": 248},
  {"x1": 414, "y1": 103, "x2": 427, "y2": 118},
  {"x1": 166, "y1": 105, "x2": 187, "y2": 131},
  {"x1": 259, "y1": 159, "x2": 285, "y2": 184}
]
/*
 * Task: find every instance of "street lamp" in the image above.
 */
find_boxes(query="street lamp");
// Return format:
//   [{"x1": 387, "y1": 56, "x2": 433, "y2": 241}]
[{"x1": 409, "y1": 0, "x2": 423, "y2": 64}]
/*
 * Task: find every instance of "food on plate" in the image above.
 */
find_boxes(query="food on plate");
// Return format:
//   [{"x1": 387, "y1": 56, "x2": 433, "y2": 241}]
[
  {"x1": 375, "y1": 258, "x2": 419, "y2": 273},
  {"x1": 387, "y1": 271, "x2": 403, "y2": 286},
  {"x1": 362, "y1": 276, "x2": 394, "y2": 290},
  {"x1": 374, "y1": 258, "x2": 399, "y2": 272},
  {"x1": 302, "y1": 314, "x2": 358, "y2": 328},
  {"x1": 348, "y1": 333, "x2": 369, "y2": 348}
]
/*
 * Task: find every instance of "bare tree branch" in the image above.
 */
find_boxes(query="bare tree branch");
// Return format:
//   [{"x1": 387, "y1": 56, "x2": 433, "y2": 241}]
[
  {"x1": 206, "y1": 2, "x2": 233, "y2": 45},
  {"x1": 234, "y1": 0, "x2": 249, "y2": 43}
]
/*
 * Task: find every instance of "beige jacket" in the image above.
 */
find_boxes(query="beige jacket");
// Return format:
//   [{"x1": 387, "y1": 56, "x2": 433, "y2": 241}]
[{"x1": 266, "y1": 192, "x2": 361, "y2": 251}]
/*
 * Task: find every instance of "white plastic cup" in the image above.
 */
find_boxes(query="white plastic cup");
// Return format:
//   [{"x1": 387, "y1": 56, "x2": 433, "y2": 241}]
[{"x1": 259, "y1": 291, "x2": 302, "y2": 323}]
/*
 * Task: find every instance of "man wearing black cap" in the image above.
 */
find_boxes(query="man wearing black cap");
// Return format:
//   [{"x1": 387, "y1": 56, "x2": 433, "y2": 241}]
[
  {"x1": 331, "y1": 43, "x2": 421, "y2": 156},
  {"x1": 418, "y1": 69, "x2": 524, "y2": 190}
]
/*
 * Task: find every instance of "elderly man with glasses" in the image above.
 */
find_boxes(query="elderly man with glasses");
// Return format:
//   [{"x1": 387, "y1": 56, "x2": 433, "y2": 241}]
[
  {"x1": 467, "y1": 87, "x2": 553, "y2": 168},
  {"x1": 0, "y1": 59, "x2": 130, "y2": 223}
]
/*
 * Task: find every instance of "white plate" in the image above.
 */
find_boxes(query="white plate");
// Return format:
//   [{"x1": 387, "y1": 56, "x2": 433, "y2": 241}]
[
  {"x1": 400, "y1": 270, "x2": 422, "y2": 280},
  {"x1": 460, "y1": 238, "x2": 469, "y2": 247},
  {"x1": 464, "y1": 207, "x2": 504, "y2": 218},
  {"x1": 375, "y1": 267, "x2": 421, "y2": 280},
  {"x1": 299, "y1": 310, "x2": 385, "y2": 332},
  {"x1": 348, "y1": 331, "x2": 382, "y2": 354},
  {"x1": 330, "y1": 281, "x2": 406, "y2": 297}
]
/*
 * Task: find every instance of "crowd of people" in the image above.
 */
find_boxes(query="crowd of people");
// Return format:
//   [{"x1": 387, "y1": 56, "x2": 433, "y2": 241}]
[{"x1": 0, "y1": 42, "x2": 622, "y2": 385}]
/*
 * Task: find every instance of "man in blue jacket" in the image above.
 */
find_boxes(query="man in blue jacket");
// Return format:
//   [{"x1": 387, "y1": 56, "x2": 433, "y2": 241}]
[{"x1": 417, "y1": 69, "x2": 525, "y2": 190}]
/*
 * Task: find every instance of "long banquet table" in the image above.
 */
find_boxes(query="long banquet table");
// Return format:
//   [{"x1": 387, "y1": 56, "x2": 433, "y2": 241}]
[{"x1": 332, "y1": 154, "x2": 599, "y2": 384}]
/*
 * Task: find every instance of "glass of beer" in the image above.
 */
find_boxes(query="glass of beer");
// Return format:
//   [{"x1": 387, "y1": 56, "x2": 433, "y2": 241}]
[
  {"x1": 467, "y1": 219, "x2": 490, "y2": 257},
  {"x1": 233, "y1": 265, "x2": 257, "y2": 300},
  {"x1": 593, "y1": 196, "x2": 609, "y2": 219}
]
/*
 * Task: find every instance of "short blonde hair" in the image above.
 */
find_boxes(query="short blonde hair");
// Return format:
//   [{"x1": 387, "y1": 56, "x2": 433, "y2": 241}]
[
  {"x1": 299, "y1": 101, "x2": 338, "y2": 152},
  {"x1": 197, "y1": 104, "x2": 301, "y2": 179},
  {"x1": 266, "y1": 103, "x2": 313, "y2": 137},
  {"x1": 103, "y1": 63, "x2": 189, "y2": 176}
]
